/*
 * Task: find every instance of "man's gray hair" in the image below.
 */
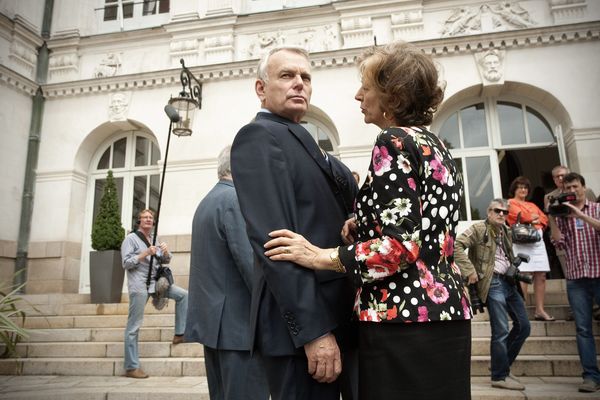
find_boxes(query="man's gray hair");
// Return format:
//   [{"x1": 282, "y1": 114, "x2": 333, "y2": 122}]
[
  {"x1": 488, "y1": 198, "x2": 508, "y2": 210},
  {"x1": 256, "y1": 46, "x2": 310, "y2": 82},
  {"x1": 217, "y1": 145, "x2": 231, "y2": 179}
]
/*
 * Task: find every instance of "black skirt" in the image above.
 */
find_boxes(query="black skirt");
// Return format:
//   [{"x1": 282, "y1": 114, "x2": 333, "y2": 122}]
[{"x1": 359, "y1": 319, "x2": 471, "y2": 400}]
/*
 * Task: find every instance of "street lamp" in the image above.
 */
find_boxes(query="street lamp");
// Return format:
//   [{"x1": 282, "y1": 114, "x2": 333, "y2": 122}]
[
  {"x1": 168, "y1": 58, "x2": 203, "y2": 136},
  {"x1": 145, "y1": 59, "x2": 203, "y2": 273}
]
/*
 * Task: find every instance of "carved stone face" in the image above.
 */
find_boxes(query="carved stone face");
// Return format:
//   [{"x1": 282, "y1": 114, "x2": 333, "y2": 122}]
[
  {"x1": 110, "y1": 93, "x2": 127, "y2": 115},
  {"x1": 482, "y1": 53, "x2": 501, "y2": 81},
  {"x1": 255, "y1": 50, "x2": 312, "y2": 123}
]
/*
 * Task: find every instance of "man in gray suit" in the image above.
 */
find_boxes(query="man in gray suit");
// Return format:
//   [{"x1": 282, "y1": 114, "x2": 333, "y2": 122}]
[{"x1": 185, "y1": 146, "x2": 269, "y2": 400}]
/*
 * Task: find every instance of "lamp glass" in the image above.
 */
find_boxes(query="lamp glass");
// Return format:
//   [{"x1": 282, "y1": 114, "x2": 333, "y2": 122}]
[{"x1": 169, "y1": 97, "x2": 198, "y2": 136}]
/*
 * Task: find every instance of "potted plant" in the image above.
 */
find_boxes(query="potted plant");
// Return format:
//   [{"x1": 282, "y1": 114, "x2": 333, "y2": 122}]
[
  {"x1": 0, "y1": 274, "x2": 29, "y2": 358},
  {"x1": 89, "y1": 170, "x2": 126, "y2": 303}
]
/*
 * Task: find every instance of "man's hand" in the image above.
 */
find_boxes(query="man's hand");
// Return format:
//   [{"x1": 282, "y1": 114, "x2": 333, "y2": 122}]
[
  {"x1": 467, "y1": 271, "x2": 478, "y2": 285},
  {"x1": 341, "y1": 217, "x2": 357, "y2": 245},
  {"x1": 304, "y1": 333, "x2": 342, "y2": 383}
]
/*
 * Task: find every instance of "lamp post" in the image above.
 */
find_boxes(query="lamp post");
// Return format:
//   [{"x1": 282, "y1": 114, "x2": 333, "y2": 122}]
[
  {"x1": 168, "y1": 58, "x2": 203, "y2": 136},
  {"x1": 146, "y1": 59, "x2": 202, "y2": 273}
]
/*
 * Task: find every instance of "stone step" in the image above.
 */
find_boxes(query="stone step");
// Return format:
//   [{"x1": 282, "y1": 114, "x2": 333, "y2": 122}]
[
  {"x1": 472, "y1": 336, "x2": 600, "y2": 355},
  {"x1": 0, "y1": 355, "x2": 592, "y2": 378},
  {"x1": 18, "y1": 327, "x2": 176, "y2": 343},
  {"x1": 17, "y1": 319, "x2": 600, "y2": 344},
  {"x1": 0, "y1": 357, "x2": 206, "y2": 377},
  {"x1": 0, "y1": 376, "x2": 593, "y2": 400},
  {"x1": 9, "y1": 342, "x2": 203, "y2": 358},
  {"x1": 7, "y1": 336, "x2": 592, "y2": 360}
]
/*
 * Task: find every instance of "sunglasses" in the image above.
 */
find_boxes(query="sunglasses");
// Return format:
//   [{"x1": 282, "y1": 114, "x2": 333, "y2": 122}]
[{"x1": 492, "y1": 208, "x2": 509, "y2": 216}]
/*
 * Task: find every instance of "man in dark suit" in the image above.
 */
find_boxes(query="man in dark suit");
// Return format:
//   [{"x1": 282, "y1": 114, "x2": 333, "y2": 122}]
[
  {"x1": 231, "y1": 46, "x2": 358, "y2": 400},
  {"x1": 185, "y1": 146, "x2": 269, "y2": 400}
]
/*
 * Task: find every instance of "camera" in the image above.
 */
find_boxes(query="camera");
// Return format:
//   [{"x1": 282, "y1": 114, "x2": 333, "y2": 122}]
[
  {"x1": 547, "y1": 192, "x2": 576, "y2": 216},
  {"x1": 468, "y1": 284, "x2": 485, "y2": 315},
  {"x1": 504, "y1": 253, "x2": 533, "y2": 285}
]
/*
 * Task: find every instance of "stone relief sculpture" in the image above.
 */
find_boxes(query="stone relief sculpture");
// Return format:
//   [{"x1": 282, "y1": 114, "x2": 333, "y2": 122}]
[
  {"x1": 323, "y1": 24, "x2": 339, "y2": 51},
  {"x1": 94, "y1": 53, "x2": 121, "y2": 78},
  {"x1": 490, "y1": 1, "x2": 536, "y2": 29},
  {"x1": 108, "y1": 92, "x2": 130, "y2": 121},
  {"x1": 441, "y1": 7, "x2": 481, "y2": 36},
  {"x1": 475, "y1": 49, "x2": 505, "y2": 84},
  {"x1": 441, "y1": 1, "x2": 535, "y2": 37}
]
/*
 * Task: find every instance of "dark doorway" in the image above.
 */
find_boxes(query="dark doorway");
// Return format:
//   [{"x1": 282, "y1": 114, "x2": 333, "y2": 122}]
[{"x1": 497, "y1": 146, "x2": 562, "y2": 278}]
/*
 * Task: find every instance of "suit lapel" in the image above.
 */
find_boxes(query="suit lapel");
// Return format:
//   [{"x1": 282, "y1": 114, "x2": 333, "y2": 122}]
[{"x1": 257, "y1": 112, "x2": 334, "y2": 181}]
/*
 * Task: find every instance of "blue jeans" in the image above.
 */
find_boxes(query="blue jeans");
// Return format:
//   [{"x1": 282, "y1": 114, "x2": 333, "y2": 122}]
[
  {"x1": 124, "y1": 285, "x2": 188, "y2": 370},
  {"x1": 486, "y1": 275, "x2": 531, "y2": 381},
  {"x1": 566, "y1": 278, "x2": 600, "y2": 383}
]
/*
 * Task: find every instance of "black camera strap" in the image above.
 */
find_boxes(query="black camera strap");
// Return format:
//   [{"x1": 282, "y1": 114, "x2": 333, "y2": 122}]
[{"x1": 134, "y1": 230, "x2": 156, "y2": 289}]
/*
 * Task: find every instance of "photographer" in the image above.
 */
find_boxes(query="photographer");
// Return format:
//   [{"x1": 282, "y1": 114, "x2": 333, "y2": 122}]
[
  {"x1": 455, "y1": 199, "x2": 531, "y2": 391},
  {"x1": 121, "y1": 209, "x2": 188, "y2": 379},
  {"x1": 545, "y1": 165, "x2": 596, "y2": 279},
  {"x1": 549, "y1": 173, "x2": 600, "y2": 393}
]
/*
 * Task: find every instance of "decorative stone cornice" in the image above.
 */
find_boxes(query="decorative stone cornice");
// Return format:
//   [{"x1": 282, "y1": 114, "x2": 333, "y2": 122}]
[
  {"x1": 0, "y1": 64, "x2": 38, "y2": 96},
  {"x1": 34, "y1": 20, "x2": 599, "y2": 99},
  {"x1": 36, "y1": 169, "x2": 88, "y2": 185}
]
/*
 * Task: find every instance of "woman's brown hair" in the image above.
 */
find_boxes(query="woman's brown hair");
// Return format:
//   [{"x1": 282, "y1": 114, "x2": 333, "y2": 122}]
[
  {"x1": 508, "y1": 176, "x2": 531, "y2": 199},
  {"x1": 357, "y1": 41, "x2": 444, "y2": 126}
]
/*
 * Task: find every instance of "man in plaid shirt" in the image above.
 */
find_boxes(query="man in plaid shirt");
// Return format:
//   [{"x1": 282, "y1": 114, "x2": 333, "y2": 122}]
[{"x1": 550, "y1": 172, "x2": 600, "y2": 393}]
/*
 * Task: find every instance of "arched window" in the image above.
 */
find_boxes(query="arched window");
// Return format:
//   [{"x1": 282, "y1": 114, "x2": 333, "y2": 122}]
[
  {"x1": 90, "y1": 131, "x2": 161, "y2": 232},
  {"x1": 434, "y1": 98, "x2": 557, "y2": 221},
  {"x1": 301, "y1": 120, "x2": 334, "y2": 152}
]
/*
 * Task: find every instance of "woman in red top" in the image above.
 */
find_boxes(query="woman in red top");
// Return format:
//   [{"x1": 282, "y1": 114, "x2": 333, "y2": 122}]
[{"x1": 507, "y1": 176, "x2": 554, "y2": 321}]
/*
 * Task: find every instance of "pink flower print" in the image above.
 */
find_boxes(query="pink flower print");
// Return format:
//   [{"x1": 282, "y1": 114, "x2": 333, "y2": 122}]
[
  {"x1": 461, "y1": 294, "x2": 472, "y2": 319},
  {"x1": 430, "y1": 155, "x2": 448, "y2": 184},
  {"x1": 372, "y1": 145, "x2": 393, "y2": 176},
  {"x1": 418, "y1": 266, "x2": 434, "y2": 289},
  {"x1": 441, "y1": 232, "x2": 454, "y2": 258},
  {"x1": 427, "y1": 282, "x2": 450, "y2": 304},
  {"x1": 417, "y1": 306, "x2": 429, "y2": 322},
  {"x1": 407, "y1": 177, "x2": 416, "y2": 191}
]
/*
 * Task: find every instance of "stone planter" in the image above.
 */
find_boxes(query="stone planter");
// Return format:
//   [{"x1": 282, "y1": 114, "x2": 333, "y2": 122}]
[{"x1": 89, "y1": 250, "x2": 124, "y2": 303}]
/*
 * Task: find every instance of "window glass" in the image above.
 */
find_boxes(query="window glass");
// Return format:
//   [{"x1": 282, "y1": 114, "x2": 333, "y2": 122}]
[
  {"x1": 97, "y1": 147, "x2": 110, "y2": 170},
  {"x1": 112, "y1": 137, "x2": 126, "y2": 168},
  {"x1": 151, "y1": 142, "x2": 160, "y2": 165},
  {"x1": 123, "y1": 1, "x2": 134, "y2": 18},
  {"x1": 132, "y1": 176, "x2": 148, "y2": 230},
  {"x1": 301, "y1": 121, "x2": 334, "y2": 152},
  {"x1": 526, "y1": 106, "x2": 553, "y2": 143},
  {"x1": 454, "y1": 158, "x2": 468, "y2": 220},
  {"x1": 143, "y1": 0, "x2": 157, "y2": 15},
  {"x1": 103, "y1": 0, "x2": 118, "y2": 21},
  {"x1": 461, "y1": 104, "x2": 488, "y2": 148},
  {"x1": 465, "y1": 156, "x2": 493, "y2": 220},
  {"x1": 158, "y1": 0, "x2": 170, "y2": 13},
  {"x1": 135, "y1": 136, "x2": 149, "y2": 166},
  {"x1": 439, "y1": 112, "x2": 459, "y2": 150},
  {"x1": 498, "y1": 101, "x2": 526, "y2": 145},
  {"x1": 149, "y1": 174, "x2": 160, "y2": 213}
]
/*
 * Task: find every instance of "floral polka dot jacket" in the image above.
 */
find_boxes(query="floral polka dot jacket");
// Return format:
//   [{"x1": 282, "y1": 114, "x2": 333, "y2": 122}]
[{"x1": 338, "y1": 126, "x2": 472, "y2": 323}]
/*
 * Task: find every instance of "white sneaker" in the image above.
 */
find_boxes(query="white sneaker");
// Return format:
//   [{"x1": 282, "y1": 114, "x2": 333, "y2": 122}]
[{"x1": 491, "y1": 376, "x2": 525, "y2": 390}]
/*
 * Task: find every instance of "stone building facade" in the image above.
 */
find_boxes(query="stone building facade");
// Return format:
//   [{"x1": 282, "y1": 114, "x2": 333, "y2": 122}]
[{"x1": 1, "y1": 0, "x2": 599, "y2": 294}]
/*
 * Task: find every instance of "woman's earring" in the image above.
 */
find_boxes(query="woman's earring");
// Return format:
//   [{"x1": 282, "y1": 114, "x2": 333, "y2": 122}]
[{"x1": 383, "y1": 111, "x2": 392, "y2": 121}]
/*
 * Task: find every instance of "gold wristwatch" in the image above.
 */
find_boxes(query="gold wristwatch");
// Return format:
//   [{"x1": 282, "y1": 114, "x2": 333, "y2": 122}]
[{"x1": 329, "y1": 247, "x2": 346, "y2": 273}]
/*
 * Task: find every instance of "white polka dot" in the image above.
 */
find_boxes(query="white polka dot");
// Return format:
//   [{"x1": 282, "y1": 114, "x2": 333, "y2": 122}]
[
  {"x1": 369, "y1": 230, "x2": 374, "y2": 237},
  {"x1": 402, "y1": 273, "x2": 409, "y2": 279},
  {"x1": 367, "y1": 199, "x2": 373, "y2": 206},
  {"x1": 412, "y1": 280, "x2": 420, "y2": 288},
  {"x1": 389, "y1": 282, "x2": 397, "y2": 289},
  {"x1": 422, "y1": 218, "x2": 431, "y2": 230},
  {"x1": 450, "y1": 306, "x2": 455, "y2": 314},
  {"x1": 439, "y1": 206, "x2": 448, "y2": 219},
  {"x1": 404, "y1": 286, "x2": 411, "y2": 294},
  {"x1": 389, "y1": 173, "x2": 397, "y2": 181},
  {"x1": 436, "y1": 187, "x2": 442, "y2": 194},
  {"x1": 393, "y1": 295, "x2": 400, "y2": 303},
  {"x1": 402, "y1": 309, "x2": 410, "y2": 317},
  {"x1": 362, "y1": 195, "x2": 367, "y2": 202},
  {"x1": 430, "y1": 198, "x2": 438, "y2": 205},
  {"x1": 431, "y1": 208, "x2": 438, "y2": 217},
  {"x1": 373, "y1": 192, "x2": 378, "y2": 200},
  {"x1": 411, "y1": 298, "x2": 418, "y2": 305},
  {"x1": 425, "y1": 235, "x2": 430, "y2": 241}
]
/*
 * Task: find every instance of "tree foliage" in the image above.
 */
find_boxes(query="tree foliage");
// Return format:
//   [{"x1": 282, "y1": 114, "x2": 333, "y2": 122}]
[{"x1": 91, "y1": 170, "x2": 125, "y2": 251}]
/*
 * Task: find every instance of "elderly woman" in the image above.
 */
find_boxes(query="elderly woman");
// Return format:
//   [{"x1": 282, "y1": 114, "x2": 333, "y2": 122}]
[
  {"x1": 264, "y1": 41, "x2": 471, "y2": 399},
  {"x1": 507, "y1": 176, "x2": 553, "y2": 321}
]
